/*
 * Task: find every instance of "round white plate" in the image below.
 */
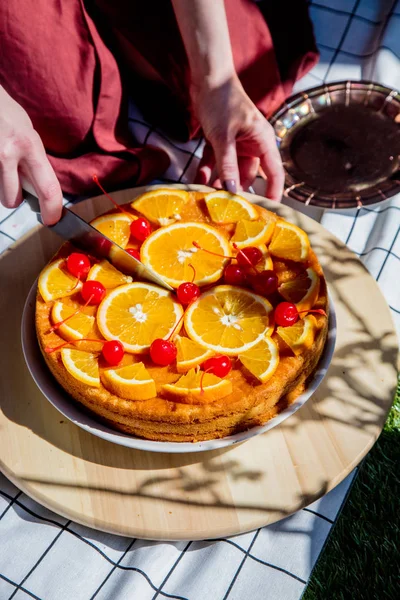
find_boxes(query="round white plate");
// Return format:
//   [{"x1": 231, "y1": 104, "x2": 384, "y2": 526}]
[{"x1": 21, "y1": 282, "x2": 336, "y2": 453}]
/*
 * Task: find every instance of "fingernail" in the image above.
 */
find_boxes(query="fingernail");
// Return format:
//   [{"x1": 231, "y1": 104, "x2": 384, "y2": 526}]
[{"x1": 223, "y1": 180, "x2": 237, "y2": 194}]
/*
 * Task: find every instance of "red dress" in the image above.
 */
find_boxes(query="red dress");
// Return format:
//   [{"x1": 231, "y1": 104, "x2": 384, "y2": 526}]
[{"x1": 0, "y1": 0, "x2": 318, "y2": 194}]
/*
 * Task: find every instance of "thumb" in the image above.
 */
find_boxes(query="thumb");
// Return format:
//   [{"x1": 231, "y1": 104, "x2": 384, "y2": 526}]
[{"x1": 213, "y1": 138, "x2": 240, "y2": 194}]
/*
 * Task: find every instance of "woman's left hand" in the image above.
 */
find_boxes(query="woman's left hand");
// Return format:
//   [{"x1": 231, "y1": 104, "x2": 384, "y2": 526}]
[{"x1": 191, "y1": 75, "x2": 284, "y2": 200}]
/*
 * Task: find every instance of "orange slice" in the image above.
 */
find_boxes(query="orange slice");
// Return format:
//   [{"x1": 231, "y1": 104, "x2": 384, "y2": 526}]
[
  {"x1": 278, "y1": 268, "x2": 320, "y2": 311},
  {"x1": 87, "y1": 260, "x2": 132, "y2": 289},
  {"x1": 131, "y1": 188, "x2": 190, "y2": 226},
  {"x1": 230, "y1": 217, "x2": 275, "y2": 249},
  {"x1": 96, "y1": 282, "x2": 183, "y2": 353},
  {"x1": 61, "y1": 348, "x2": 100, "y2": 387},
  {"x1": 269, "y1": 221, "x2": 310, "y2": 262},
  {"x1": 175, "y1": 335, "x2": 214, "y2": 373},
  {"x1": 239, "y1": 336, "x2": 279, "y2": 383},
  {"x1": 161, "y1": 368, "x2": 232, "y2": 404},
  {"x1": 255, "y1": 244, "x2": 274, "y2": 271},
  {"x1": 204, "y1": 190, "x2": 258, "y2": 223},
  {"x1": 140, "y1": 222, "x2": 230, "y2": 288},
  {"x1": 51, "y1": 301, "x2": 94, "y2": 341},
  {"x1": 102, "y1": 362, "x2": 156, "y2": 400},
  {"x1": 276, "y1": 315, "x2": 317, "y2": 356},
  {"x1": 91, "y1": 213, "x2": 132, "y2": 248},
  {"x1": 38, "y1": 258, "x2": 82, "y2": 302},
  {"x1": 184, "y1": 285, "x2": 273, "y2": 355}
]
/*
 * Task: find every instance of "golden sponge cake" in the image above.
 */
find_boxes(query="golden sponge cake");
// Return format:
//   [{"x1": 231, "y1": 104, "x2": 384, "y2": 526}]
[{"x1": 35, "y1": 189, "x2": 329, "y2": 442}]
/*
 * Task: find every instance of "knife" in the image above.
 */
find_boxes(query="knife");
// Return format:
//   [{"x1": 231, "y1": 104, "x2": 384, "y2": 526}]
[{"x1": 23, "y1": 188, "x2": 173, "y2": 291}]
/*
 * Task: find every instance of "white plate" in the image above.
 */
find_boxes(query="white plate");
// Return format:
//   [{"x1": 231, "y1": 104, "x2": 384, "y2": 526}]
[{"x1": 21, "y1": 282, "x2": 336, "y2": 453}]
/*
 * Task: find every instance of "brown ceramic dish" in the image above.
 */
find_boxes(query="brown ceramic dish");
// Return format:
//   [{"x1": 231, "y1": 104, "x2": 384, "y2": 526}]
[{"x1": 270, "y1": 80, "x2": 400, "y2": 209}]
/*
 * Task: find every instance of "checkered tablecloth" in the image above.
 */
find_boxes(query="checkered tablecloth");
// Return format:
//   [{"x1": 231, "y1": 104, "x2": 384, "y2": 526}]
[{"x1": 0, "y1": 1, "x2": 399, "y2": 598}]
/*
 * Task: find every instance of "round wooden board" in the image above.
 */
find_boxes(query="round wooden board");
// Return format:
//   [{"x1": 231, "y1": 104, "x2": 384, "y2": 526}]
[{"x1": 0, "y1": 185, "x2": 398, "y2": 541}]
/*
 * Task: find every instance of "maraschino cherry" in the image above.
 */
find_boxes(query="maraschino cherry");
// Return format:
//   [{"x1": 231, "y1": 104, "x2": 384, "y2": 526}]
[
  {"x1": 249, "y1": 270, "x2": 278, "y2": 296},
  {"x1": 223, "y1": 264, "x2": 247, "y2": 286},
  {"x1": 150, "y1": 314, "x2": 183, "y2": 366},
  {"x1": 192, "y1": 241, "x2": 247, "y2": 286},
  {"x1": 202, "y1": 356, "x2": 232, "y2": 377},
  {"x1": 176, "y1": 264, "x2": 200, "y2": 305},
  {"x1": 94, "y1": 236, "x2": 112, "y2": 256},
  {"x1": 274, "y1": 302, "x2": 327, "y2": 327},
  {"x1": 193, "y1": 241, "x2": 277, "y2": 294},
  {"x1": 93, "y1": 174, "x2": 151, "y2": 247},
  {"x1": 151, "y1": 268, "x2": 199, "y2": 364},
  {"x1": 234, "y1": 245, "x2": 262, "y2": 267},
  {"x1": 199, "y1": 355, "x2": 232, "y2": 393},
  {"x1": 130, "y1": 217, "x2": 152, "y2": 242},
  {"x1": 274, "y1": 302, "x2": 299, "y2": 327},
  {"x1": 150, "y1": 339, "x2": 177, "y2": 366},
  {"x1": 66, "y1": 253, "x2": 91, "y2": 279},
  {"x1": 126, "y1": 248, "x2": 141, "y2": 261},
  {"x1": 230, "y1": 244, "x2": 278, "y2": 296},
  {"x1": 101, "y1": 340, "x2": 124, "y2": 366},
  {"x1": 46, "y1": 338, "x2": 125, "y2": 366},
  {"x1": 177, "y1": 282, "x2": 200, "y2": 305},
  {"x1": 49, "y1": 279, "x2": 106, "y2": 333},
  {"x1": 193, "y1": 240, "x2": 261, "y2": 269},
  {"x1": 81, "y1": 280, "x2": 106, "y2": 305},
  {"x1": 224, "y1": 245, "x2": 263, "y2": 287}
]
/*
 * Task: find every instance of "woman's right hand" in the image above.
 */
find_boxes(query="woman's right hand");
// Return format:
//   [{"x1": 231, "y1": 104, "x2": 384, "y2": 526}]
[{"x1": 0, "y1": 86, "x2": 62, "y2": 225}]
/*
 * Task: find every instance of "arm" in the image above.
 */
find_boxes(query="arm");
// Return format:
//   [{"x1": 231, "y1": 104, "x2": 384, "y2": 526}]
[
  {"x1": 171, "y1": 0, "x2": 284, "y2": 199},
  {"x1": 0, "y1": 85, "x2": 62, "y2": 224},
  {"x1": 171, "y1": 0, "x2": 235, "y2": 89}
]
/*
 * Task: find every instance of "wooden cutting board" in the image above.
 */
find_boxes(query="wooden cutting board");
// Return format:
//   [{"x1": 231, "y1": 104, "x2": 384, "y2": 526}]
[{"x1": 0, "y1": 185, "x2": 398, "y2": 540}]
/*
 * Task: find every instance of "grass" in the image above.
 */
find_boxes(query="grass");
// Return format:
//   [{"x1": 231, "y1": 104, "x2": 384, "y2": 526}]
[{"x1": 303, "y1": 379, "x2": 400, "y2": 600}]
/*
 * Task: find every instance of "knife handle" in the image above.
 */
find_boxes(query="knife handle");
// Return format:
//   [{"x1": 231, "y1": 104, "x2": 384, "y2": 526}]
[{"x1": 22, "y1": 188, "x2": 41, "y2": 215}]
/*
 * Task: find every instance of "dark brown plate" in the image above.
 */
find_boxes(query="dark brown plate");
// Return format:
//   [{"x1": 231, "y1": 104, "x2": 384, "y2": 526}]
[{"x1": 270, "y1": 80, "x2": 400, "y2": 209}]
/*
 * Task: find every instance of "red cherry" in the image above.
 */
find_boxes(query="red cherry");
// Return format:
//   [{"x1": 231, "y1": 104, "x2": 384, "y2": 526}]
[
  {"x1": 94, "y1": 236, "x2": 112, "y2": 256},
  {"x1": 126, "y1": 248, "x2": 141, "y2": 261},
  {"x1": 224, "y1": 264, "x2": 248, "y2": 286},
  {"x1": 66, "y1": 253, "x2": 91, "y2": 279},
  {"x1": 102, "y1": 340, "x2": 124, "y2": 366},
  {"x1": 81, "y1": 280, "x2": 106, "y2": 305},
  {"x1": 130, "y1": 217, "x2": 152, "y2": 242},
  {"x1": 250, "y1": 270, "x2": 278, "y2": 296},
  {"x1": 274, "y1": 302, "x2": 299, "y2": 327},
  {"x1": 177, "y1": 282, "x2": 200, "y2": 305},
  {"x1": 150, "y1": 339, "x2": 177, "y2": 366},
  {"x1": 236, "y1": 247, "x2": 262, "y2": 267},
  {"x1": 203, "y1": 355, "x2": 232, "y2": 378}
]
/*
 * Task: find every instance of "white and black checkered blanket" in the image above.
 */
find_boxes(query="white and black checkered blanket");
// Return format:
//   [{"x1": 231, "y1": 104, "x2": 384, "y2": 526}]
[{"x1": 0, "y1": 1, "x2": 399, "y2": 598}]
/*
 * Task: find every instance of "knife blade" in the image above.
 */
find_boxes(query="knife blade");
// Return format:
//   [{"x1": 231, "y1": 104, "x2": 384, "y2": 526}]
[{"x1": 23, "y1": 189, "x2": 173, "y2": 291}]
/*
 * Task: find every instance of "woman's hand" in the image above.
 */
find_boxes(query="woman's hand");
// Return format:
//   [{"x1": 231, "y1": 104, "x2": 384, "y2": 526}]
[
  {"x1": 192, "y1": 75, "x2": 284, "y2": 200},
  {"x1": 0, "y1": 86, "x2": 62, "y2": 224}
]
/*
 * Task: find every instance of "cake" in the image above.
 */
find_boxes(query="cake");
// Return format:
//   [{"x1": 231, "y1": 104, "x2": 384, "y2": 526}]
[{"x1": 35, "y1": 188, "x2": 329, "y2": 442}]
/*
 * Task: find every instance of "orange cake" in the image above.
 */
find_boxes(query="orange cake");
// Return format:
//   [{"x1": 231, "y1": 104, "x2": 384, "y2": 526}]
[{"x1": 35, "y1": 188, "x2": 329, "y2": 442}]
